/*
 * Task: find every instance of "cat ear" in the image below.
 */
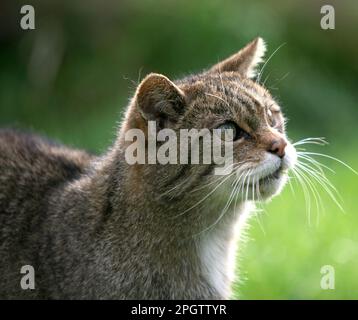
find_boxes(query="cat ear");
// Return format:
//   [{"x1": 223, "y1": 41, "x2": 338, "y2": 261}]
[
  {"x1": 135, "y1": 73, "x2": 186, "y2": 126},
  {"x1": 210, "y1": 37, "x2": 266, "y2": 78}
]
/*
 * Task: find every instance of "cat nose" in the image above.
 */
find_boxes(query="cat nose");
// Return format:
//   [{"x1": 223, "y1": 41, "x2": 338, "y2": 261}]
[{"x1": 269, "y1": 138, "x2": 287, "y2": 158}]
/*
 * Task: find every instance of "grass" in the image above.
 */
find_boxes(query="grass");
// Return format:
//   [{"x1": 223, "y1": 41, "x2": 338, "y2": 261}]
[{"x1": 235, "y1": 152, "x2": 358, "y2": 299}]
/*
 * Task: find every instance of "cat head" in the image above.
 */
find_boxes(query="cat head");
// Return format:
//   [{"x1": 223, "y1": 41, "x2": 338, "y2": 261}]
[{"x1": 120, "y1": 38, "x2": 297, "y2": 203}]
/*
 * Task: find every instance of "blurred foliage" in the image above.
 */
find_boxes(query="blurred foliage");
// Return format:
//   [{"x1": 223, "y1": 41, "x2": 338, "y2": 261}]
[{"x1": 0, "y1": 0, "x2": 357, "y2": 299}]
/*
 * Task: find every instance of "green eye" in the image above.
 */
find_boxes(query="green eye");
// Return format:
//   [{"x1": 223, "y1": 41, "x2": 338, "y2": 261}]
[
  {"x1": 217, "y1": 122, "x2": 236, "y2": 140},
  {"x1": 216, "y1": 121, "x2": 249, "y2": 141}
]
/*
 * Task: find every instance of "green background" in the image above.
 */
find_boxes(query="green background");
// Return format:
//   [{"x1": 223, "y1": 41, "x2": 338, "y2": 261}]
[{"x1": 1, "y1": 0, "x2": 357, "y2": 299}]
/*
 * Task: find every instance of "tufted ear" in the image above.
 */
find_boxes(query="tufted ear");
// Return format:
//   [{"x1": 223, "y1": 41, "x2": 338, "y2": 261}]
[
  {"x1": 135, "y1": 73, "x2": 186, "y2": 128},
  {"x1": 210, "y1": 37, "x2": 266, "y2": 78}
]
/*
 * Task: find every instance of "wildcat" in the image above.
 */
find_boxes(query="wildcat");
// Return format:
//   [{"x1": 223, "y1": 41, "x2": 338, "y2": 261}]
[{"x1": 0, "y1": 38, "x2": 297, "y2": 299}]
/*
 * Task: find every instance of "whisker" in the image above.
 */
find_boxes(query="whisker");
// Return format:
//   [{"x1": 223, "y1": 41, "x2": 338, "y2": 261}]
[
  {"x1": 297, "y1": 153, "x2": 335, "y2": 174},
  {"x1": 173, "y1": 167, "x2": 238, "y2": 218},
  {"x1": 270, "y1": 72, "x2": 290, "y2": 88},
  {"x1": 298, "y1": 152, "x2": 357, "y2": 175},
  {"x1": 191, "y1": 161, "x2": 243, "y2": 192},
  {"x1": 204, "y1": 93, "x2": 230, "y2": 108},
  {"x1": 296, "y1": 162, "x2": 344, "y2": 212},
  {"x1": 262, "y1": 72, "x2": 271, "y2": 87},
  {"x1": 192, "y1": 169, "x2": 248, "y2": 237},
  {"x1": 287, "y1": 174, "x2": 296, "y2": 197},
  {"x1": 289, "y1": 137, "x2": 357, "y2": 222},
  {"x1": 297, "y1": 161, "x2": 340, "y2": 196},
  {"x1": 257, "y1": 42, "x2": 286, "y2": 83},
  {"x1": 291, "y1": 167, "x2": 312, "y2": 225},
  {"x1": 293, "y1": 137, "x2": 328, "y2": 147},
  {"x1": 295, "y1": 164, "x2": 325, "y2": 222}
]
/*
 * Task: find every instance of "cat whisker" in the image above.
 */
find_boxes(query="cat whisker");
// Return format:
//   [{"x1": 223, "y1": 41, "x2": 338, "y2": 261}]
[
  {"x1": 298, "y1": 151, "x2": 357, "y2": 175},
  {"x1": 295, "y1": 164, "x2": 324, "y2": 222},
  {"x1": 270, "y1": 72, "x2": 290, "y2": 88},
  {"x1": 190, "y1": 161, "x2": 238, "y2": 193},
  {"x1": 204, "y1": 93, "x2": 230, "y2": 108},
  {"x1": 288, "y1": 137, "x2": 357, "y2": 224},
  {"x1": 173, "y1": 164, "x2": 240, "y2": 218},
  {"x1": 293, "y1": 137, "x2": 328, "y2": 147},
  {"x1": 161, "y1": 160, "x2": 242, "y2": 199},
  {"x1": 297, "y1": 153, "x2": 335, "y2": 174},
  {"x1": 297, "y1": 160, "x2": 340, "y2": 196},
  {"x1": 218, "y1": 70, "x2": 226, "y2": 94},
  {"x1": 296, "y1": 161, "x2": 344, "y2": 212},
  {"x1": 257, "y1": 42, "x2": 286, "y2": 83},
  {"x1": 233, "y1": 172, "x2": 244, "y2": 216},
  {"x1": 191, "y1": 169, "x2": 248, "y2": 238},
  {"x1": 287, "y1": 174, "x2": 297, "y2": 197},
  {"x1": 160, "y1": 172, "x2": 196, "y2": 198},
  {"x1": 252, "y1": 176, "x2": 267, "y2": 235},
  {"x1": 262, "y1": 72, "x2": 271, "y2": 87},
  {"x1": 291, "y1": 167, "x2": 312, "y2": 225},
  {"x1": 245, "y1": 171, "x2": 251, "y2": 204}
]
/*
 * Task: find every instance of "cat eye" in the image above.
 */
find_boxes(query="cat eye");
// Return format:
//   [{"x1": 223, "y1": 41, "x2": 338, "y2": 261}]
[
  {"x1": 216, "y1": 121, "x2": 249, "y2": 141},
  {"x1": 269, "y1": 116, "x2": 277, "y2": 127},
  {"x1": 267, "y1": 109, "x2": 278, "y2": 128}
]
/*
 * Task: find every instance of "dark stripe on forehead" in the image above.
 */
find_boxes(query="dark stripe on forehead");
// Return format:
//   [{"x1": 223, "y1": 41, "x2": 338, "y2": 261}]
[
  {"x1": 239, "y1": 88, "x2": 264, "y2": 110},
  {"x1": 225, "y1": 85, "x2": 263, "y2": 131},
  {"x1": 245, "y1": 115, "x2": 261, "y2": 131},
  {"x1": 224, "y1": 85, "x2": 257, "y2": 113}
]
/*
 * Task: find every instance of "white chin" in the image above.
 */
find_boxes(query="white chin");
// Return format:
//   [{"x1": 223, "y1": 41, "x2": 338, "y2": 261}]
[
  {"x1": 259, "y1": 172, "x2": 288, "y2": 199},
  {"x1": 237, "y1": 170, "x2": 288, "y2": 202}
]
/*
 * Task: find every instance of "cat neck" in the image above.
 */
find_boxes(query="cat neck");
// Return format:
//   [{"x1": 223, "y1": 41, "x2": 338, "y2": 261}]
[{"x1": 64, "y1": 147, "x2": 252, "y2": 298}]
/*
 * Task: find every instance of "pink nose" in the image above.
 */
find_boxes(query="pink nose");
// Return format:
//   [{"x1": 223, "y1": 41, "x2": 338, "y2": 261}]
[{"x1": 269, "y1": 138, "x2": 287, "y2": 158}]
